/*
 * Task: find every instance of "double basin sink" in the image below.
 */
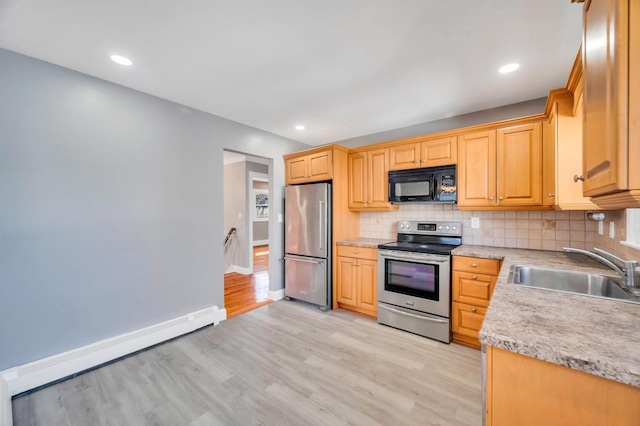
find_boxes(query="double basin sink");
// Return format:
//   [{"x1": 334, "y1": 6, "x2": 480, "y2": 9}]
[{"x1": 509, "y1": 265, "x2": 640, "y2": 304}]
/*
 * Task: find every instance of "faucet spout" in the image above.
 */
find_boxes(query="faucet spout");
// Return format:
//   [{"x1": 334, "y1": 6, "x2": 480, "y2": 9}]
[{"x1": 563, "y1": 247, "x2": 627, "y2": 280}]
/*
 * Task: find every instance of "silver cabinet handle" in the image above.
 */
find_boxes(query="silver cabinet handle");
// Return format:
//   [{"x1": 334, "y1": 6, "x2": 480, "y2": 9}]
[
  {"x1": 379, "y1": 304, "x2": 448, "y2": 324},
  {"x1": 574, "y1": 174, "x2": 585, "y2": 182}
]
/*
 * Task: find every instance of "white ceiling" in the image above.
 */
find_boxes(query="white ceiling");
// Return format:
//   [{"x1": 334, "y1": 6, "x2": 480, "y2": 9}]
[{"x1": 0, "y1": 1, "x2": 583, "y2": 146}]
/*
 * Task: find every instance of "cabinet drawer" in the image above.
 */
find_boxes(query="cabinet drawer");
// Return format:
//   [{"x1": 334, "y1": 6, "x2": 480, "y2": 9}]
[
  {"x1": 453, "y1": 256, "x2": 501, "y2": 275},
  {"x1": 452, "y1": 271, "x2": 496, "y2": 307},
  {"x1": 336, "y1": 245, "x2": 377, "y2": 261},
  {"x1": 452, "y1": 302, "x2": 486, "y2": 340}
]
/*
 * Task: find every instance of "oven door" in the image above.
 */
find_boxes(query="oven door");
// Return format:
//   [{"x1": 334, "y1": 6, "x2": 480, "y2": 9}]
[{"x1": 378, "y1": 250, "x2": 451, "y2": 318}]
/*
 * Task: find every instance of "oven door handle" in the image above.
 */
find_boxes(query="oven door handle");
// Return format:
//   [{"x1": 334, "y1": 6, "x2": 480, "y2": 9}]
[
  {"x1": 379, "y1": 253, "x2": 449, "y2": 263},
  {"x1": 378, "y1": 304, "x2": 449, "y2": 324}
]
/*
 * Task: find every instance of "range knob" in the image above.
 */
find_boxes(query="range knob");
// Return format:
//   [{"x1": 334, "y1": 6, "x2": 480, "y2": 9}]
[
  {"x1": 445, "y1": 226, "x2": 450, "y2": 230},
  {"x1": 438, "y1": 225, "x2": 443, "y2": 230},
  {"x1": 452, "y1": 225, "x2": 457, "y2": 230}
]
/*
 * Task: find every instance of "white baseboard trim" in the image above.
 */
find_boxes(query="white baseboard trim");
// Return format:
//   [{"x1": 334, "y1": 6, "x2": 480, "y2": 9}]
[
  {"x1": 0, "y1": 375, "x2": 11, "y2": 426},
  {"x1": 225, "y1": 265, "x2": 252, "y2": 275},
  {"x1": 252, "y1": 240, "x2": 268, "y2": 246},
  {"x1": 269, "y1": 288, "x2": 285, "y2": 301},
  {"x1": 0, "y1": 305, "x2": 226, "y2": 398}
]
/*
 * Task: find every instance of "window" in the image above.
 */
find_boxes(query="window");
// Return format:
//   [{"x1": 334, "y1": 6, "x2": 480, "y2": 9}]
[{"x1": 623, "y1": 208, "x2": 640, "y2": 250}]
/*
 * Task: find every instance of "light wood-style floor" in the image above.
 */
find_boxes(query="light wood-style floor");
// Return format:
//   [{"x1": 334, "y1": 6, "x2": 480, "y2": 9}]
[
  {"x1": 13, "y1": 302, "x2": 482, "y2": 426},
  {"x1": 224, "y1": 245, "x2": 272, "y2": 318}
]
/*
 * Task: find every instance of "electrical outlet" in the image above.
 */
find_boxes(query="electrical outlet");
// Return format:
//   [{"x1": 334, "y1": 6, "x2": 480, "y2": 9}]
[
  {"x1": 278, "y1": 213, "x2": 283, "y2": 223},
  {"x1": 471, "y1": 217, "x2": 480, "y2": 229},
  {"x1": 609, "y1": 221, "x2": 615, "y2": 238}
]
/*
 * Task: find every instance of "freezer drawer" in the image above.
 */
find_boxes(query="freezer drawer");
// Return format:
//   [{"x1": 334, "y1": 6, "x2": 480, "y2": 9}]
[{"x1": 284, "y1": 255, "x2": 329, "y2": 309}]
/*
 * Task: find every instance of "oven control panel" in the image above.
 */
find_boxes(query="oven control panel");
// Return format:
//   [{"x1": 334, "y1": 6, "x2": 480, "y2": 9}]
[{"x1": 397, "y1": 220, "x2": 462, "y2": 236}]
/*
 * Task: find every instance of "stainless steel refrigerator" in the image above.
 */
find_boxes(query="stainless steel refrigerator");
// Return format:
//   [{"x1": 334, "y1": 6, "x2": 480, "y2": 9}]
[{"x1": 284, "y1": 183, "x2": 331, "y2": 311}]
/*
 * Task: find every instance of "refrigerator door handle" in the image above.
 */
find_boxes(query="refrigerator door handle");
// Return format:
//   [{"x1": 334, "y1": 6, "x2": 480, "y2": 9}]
[
  {"x1": 319, "y1": 200, "x2": 325, "y2": 251},
  {"x1": 284, "y1": 255, "x2": 323, "y2": 264}
]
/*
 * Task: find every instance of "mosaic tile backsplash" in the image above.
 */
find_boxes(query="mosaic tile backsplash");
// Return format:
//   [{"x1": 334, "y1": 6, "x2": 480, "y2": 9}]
[{"x1": 361, "y1": 204, "x2": 599, "y2": 251}]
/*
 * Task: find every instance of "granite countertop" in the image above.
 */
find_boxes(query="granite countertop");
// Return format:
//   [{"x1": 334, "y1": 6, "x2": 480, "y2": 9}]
[
  {"x1": 452, "y1": 245, "x2": 640, "y2": 388},
  {"x1": 336, "y1": 238, "x2": 394, "y2": 248}
]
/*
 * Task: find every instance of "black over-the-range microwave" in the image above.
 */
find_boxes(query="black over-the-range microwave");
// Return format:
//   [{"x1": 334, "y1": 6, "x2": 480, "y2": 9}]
[{"x1": 388, "y1": 165, "x2": 457, "y2": 203}]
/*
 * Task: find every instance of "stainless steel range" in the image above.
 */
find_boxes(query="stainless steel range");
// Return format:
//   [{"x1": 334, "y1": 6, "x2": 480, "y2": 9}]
[{"x1": 377, "y1": 220, "x2": 462, "y2": 343}]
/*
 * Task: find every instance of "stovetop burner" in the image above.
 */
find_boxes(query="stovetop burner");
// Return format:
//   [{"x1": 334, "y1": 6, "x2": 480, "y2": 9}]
[{"x1": 378, "y1": 220, "x2": 462, "y2": 255}]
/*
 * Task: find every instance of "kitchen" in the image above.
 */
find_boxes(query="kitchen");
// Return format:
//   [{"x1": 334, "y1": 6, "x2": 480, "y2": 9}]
[{"x1": 1, "y1": 0, "x2": 639, "y2": 425}]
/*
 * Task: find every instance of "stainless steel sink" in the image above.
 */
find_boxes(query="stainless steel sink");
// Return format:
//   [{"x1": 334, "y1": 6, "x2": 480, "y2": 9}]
[{"x1": 509, "y1": 265, "x2": 640, "y2": 303}]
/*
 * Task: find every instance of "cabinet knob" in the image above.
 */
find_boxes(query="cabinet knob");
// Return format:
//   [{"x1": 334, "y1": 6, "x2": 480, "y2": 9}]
[
  {"x1": 472, "y1": 263, "x2": 478, "y2": 268},
  {"x1": 498, "y1": 196, "x2": 503, "y2": 201},
  {"x1": 574, "y1": 174, "x2": 585, "y2": 182},
  {"x1": 420, "y1": 160, "x2": 425, "y2": 163},
  {"x1": 488, "y1": 197, "x2": 494, "y2": 201},
  {"x1": 472, "y1": 275, "x2": 477, "y2": 280},
  {"x1": 471, "y1": 307, "x2": 477, "y2": 313},
  {"x1": 354, "y1": 250, "x2": 359, "y2": 254},
  {"x1": 548, "y1": 193, "x2": 555, "y2": 198},
  {"x1": 414, "y1": 160, "x2": 419, "y2": 164}
]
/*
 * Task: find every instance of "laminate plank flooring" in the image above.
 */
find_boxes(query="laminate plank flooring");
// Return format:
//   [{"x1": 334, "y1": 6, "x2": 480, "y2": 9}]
[
  {"x1": 13, "y1": 301, "x2": 482, "y2": 426},
  {"x1": 224, "y1": 245, "x2": 272, "y2": 318}
]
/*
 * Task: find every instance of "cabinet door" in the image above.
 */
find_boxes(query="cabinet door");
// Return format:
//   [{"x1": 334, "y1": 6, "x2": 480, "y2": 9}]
[
  {"x1": 357, "y1": 259, "x2": 377, "y2": 314},
  {"x1": 308, "y1": 150, "x2": 333, "y2": 182},
  {"x1": 543, "y1": 105, "x2": 557, "y2": 207},
  {"x1": 497, "y1": 122, "x2": 542, "y2": 206},
  {"x1": 556, "y1": 95, "x2": 598, "y2": 209},
  {"x1": 421, "y1": 137, "x2": 458, "y2": 167},
  {"x1": 336, "y1": 256, "x2": 357, "y2": 306},
  {"x1": 367, "y1": 148, "x2": 390, "y2": 208},
  {"x1": 389, "y1": 142, "x2": 421, "y2": 170},
  {"x1": 348, "y1": 152, "x2": 367, "y2": 209},
  {"x1": 582, "y1": 0, "x2": 628, "y2": 196},
  {"x1": 457, "y1": 131, "x2": 496, "y2": 207},
  {"x1": 286, "y1": 156, "x2": 308, "y2": 184},
  {"x1": 451, "y1": 302, "x2": 486, "y2": 340}
]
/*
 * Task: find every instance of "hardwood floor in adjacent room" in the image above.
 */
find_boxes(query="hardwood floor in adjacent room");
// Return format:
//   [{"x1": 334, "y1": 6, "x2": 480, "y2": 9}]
[
  {"x1": 12, "y1": 301, "x2": 482, "y2": 426},
  {"x1": 224, "y1": 245, "x2": 272, "y2": 318}
]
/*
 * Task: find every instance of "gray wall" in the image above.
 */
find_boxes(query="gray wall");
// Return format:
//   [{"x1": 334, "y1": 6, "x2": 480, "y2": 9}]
[
  {"x1": 336, "y1": 97, "x2": 547, "y2": 148},
  {"x1": 0, "y1": 48, "x2": 309, "y2": 370}
]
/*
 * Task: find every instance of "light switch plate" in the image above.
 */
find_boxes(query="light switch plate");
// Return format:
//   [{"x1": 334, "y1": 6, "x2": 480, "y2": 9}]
[
  {"x1": 471, "y1": 217, "x2": 480, "y2": 229},
  {"x1": 598, "y1": 221, "x2": 604, "y2": 235},
  {"x1": 609, "y1": 221, "x2": 615, "y2": 238}
]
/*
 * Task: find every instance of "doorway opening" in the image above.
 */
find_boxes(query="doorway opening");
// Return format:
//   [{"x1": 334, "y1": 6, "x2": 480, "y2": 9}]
[{"x1": 223, "y1": 150, "x2": 273, "y2": 318}]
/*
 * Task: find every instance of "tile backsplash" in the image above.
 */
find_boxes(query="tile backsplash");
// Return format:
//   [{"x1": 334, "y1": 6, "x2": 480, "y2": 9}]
[{"x1": 361, "y1": 204, "x2": 599, "y2": 251}]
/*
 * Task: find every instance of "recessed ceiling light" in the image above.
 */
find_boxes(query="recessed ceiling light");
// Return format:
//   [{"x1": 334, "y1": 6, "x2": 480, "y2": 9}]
[
  {"x1": 295, "y1": 125, "x2": 305, "y2": 130},
  {"x1": 110, "y1": 55, "x2": 133, "y2": 66},
  {"x1": 499, "y1": 63, "x2": 519, "y2": 74}
]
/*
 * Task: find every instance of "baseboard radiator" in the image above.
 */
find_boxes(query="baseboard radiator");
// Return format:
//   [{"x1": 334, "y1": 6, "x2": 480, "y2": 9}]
[{"x1": 0, "y1": 305, "x2": 226, "y2": 402}]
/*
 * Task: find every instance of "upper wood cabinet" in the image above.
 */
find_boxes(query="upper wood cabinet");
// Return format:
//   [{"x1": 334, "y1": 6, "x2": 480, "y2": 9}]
[
  {"x1": 545, "y1": 90, "x2": 598, "y2": 210},
  {"x1": 458, "y1": 122, "x2": 543, "y2": 208},
  {"x1": 348, "y1": 148, "x2": 397, "y2": 211},
  {"x1": 581, "y1": 0, "x2": 640, "y2": 207},
  {"x1": 389, "y1": 137, "x2": 457, "y2": 170},
  {"x1": 285, "y1": 149, "x2": 333, "y2": 184}
]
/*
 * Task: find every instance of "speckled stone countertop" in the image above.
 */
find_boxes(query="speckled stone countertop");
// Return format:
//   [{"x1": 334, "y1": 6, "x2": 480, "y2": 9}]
[
  {"x1": 452, "y1": 245, "x2": 640, "y2": 388},
  {"x1": 336, "y1": 238, "x2": 394, "y2": 248}
]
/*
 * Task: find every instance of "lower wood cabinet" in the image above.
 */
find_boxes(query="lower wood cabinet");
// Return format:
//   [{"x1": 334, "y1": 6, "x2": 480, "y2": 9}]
[
  {"x1": 486, "y1": 346, "x2": 640, "y2": 425},
  {"x1": 336, "y1": 246, "x2": 377, "y2": 317},
  {"x1": 452, "y1": 255, "x2": 501, "y2": 348}
]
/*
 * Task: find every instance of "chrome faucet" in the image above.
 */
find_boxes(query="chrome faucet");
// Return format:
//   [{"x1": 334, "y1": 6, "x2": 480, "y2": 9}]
[{"x1": 564, "y1": 247, "x2": 640, "y2": 292}]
